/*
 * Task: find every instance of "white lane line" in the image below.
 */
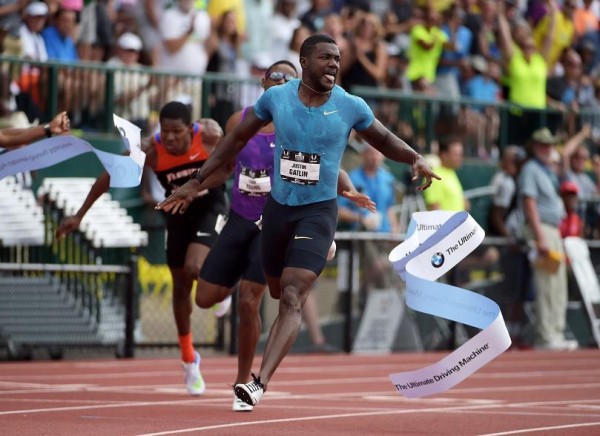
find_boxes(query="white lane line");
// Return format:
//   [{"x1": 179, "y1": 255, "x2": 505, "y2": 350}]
[
  {"x1": 444, "y1": 409, "x2": 600, "y2": 419},
  {"x1": 0, "y1": 371, "x2": 194, "y2": 381},
  {"x1": 1, "y1": 398, "x2": 133, "y2": 405},
  {"x1": 0, "y1": 390, "x2": 293, "y2": 415},
  {"x1": 136, "y1": 401, "x2": 600, "y2": 436},
  {"x1": 479, "y1": 421, "x2": 600, "y2": 435},
  {"x1": 2, "y1": 366, "x2": 600, "y2": 385},
  {"x1": 442, "y1": 382, "x2": 600, "y2": 395},
  {"x1": 137, "y1": 404, "x2": 505, "y2": 436},
  {"x1": 0, "y1": 398, "x2": 225, "y2": 416},
  {"x1": 1, "y1": 381, "x2": 600, "y2": 400},
  {"x1": 3, "y1": 361, "x2": 600, "y2": 381},
  {"x1": 138, "y1": 401, "x2": 600, "y2": 436},
  {"x1": 0, "y1": 391, "x2": 489, "y2": 415},
  {"x1": 1, "y1": 354, "x2": 598, "y2": 368}
]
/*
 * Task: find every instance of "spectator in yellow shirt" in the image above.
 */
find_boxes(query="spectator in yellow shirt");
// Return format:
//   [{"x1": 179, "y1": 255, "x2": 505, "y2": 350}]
[
  {"x1": 423, "y1": 136, "x2": 468, "y2": 212},
  {"x1": 406, "y1": 5, "x2": 448, "y2": 83},
  {"x1": 498, "y1": 0, "x2": 555, "y2": 145},
  {"x1": 533, "y1": 0, "x2": 575, "y2": 71}
]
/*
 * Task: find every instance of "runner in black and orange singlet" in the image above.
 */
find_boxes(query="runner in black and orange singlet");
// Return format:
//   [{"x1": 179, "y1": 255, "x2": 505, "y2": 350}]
[{"x1": 56, "y1": 102, "x2": 228, "y2": 396}]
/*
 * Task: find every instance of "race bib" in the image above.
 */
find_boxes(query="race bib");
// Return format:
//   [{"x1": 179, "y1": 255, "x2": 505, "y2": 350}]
[
  {"x1": 239, "y1": 167, "x2": 271, "y2": 196},
  {"x1": 280, "y1": 149, "x2": 320, "y2": 185}
]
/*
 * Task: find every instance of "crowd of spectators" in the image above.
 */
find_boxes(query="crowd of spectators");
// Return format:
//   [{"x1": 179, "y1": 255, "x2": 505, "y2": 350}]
[
  {"x1": 0, "y1": 1, "x2": 598, "y2": 138},
  {"x1": 2, "y1": 0, "x2": 600, "y2": 234},
  {"x1": 3, "y1": 0, "x2": 600, "y2": 351}
]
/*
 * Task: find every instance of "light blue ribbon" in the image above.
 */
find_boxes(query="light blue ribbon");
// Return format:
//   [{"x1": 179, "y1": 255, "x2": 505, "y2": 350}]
[
  {"x1": 0, "y1": 116, "x2": 144, "y2": 188},
  {"x1": 388, "y1": 211, "x2": 511, "y2": 398}
]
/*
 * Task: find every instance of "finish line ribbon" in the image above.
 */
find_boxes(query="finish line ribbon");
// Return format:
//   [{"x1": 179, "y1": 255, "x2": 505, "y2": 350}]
[
  {"x1": 388, "y1": 211, "x2": 511, "y2": 398},
  {"x1": 0, "y1": 114, "x2": 144, "y2": 188}
]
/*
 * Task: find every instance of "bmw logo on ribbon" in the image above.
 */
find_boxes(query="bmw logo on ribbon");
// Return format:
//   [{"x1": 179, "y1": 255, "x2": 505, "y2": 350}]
[{"x1": 431, "y1": 252, "x2": 444, "y2": 268}]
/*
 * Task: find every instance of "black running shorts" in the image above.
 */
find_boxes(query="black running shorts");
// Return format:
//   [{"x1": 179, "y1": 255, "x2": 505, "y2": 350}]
[
  {"x1": 199, "y1": 209, "x2": 265, "y2": 287},
  {"x1": 261, "y1": 195, "x2": 338, "y2": 277},
  {"x1": 165, "y1": 194, "x2": 228, "y2": 268}
]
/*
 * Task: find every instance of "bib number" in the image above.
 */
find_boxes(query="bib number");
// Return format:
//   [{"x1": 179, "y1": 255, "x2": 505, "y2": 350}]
[
  {"x1": 238, "y1": 167, "x2": 271, "y2": 196},
  {"x1": 280, "y1": 149, "x2": 320, "y2": 185}
]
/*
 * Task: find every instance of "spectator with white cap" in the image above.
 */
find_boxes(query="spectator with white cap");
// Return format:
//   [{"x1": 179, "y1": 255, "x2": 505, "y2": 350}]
[
  {"x1": 107, "y1": 32, "x2": 154, "y2": 133},
  {"x1": 116, "y1": 31, "x2": 143, "y2": 52},
  {"x1": 20, "y1": 1, "x2": 49, "y2": 62},
  {"x1": 16, "y1": 1, "x2": 50, "y2": 122}
]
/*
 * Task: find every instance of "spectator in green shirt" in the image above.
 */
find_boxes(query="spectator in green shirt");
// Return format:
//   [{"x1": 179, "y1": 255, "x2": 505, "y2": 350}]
[
  {"x1": 497, "y1": 0, "x2": 556, "y2": 145},
  {"x1": 406, "y1": 5, "x2": 448, "y2": 83},
  {"x1": 423, "y1": 136, "x2": 468, "y2": 211}
]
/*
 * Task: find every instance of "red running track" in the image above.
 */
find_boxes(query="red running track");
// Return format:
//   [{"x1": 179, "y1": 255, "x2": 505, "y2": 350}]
[{"x1": 1, "y1": 349, "x2": 599, "y2": 435}]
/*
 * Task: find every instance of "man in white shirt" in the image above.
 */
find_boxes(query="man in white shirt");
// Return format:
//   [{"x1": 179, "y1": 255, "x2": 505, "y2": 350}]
[
  {"x1": 19, "y1": 2, "x2": 49, "y2": 61},
  {"x1": 270, "y1": 0, "x2": 301, "y2": 61},
  {"x1": 159, "y1": 0, "x2": 211, "y2": 74},
  {"x1": 17, "y1": 2, "x2": 50, "y2": 122}
]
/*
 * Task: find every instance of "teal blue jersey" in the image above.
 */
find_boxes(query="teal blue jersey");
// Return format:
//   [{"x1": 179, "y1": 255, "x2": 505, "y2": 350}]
[{"x1": 253, "y1": 79, "x2": 374, "y2": 206}]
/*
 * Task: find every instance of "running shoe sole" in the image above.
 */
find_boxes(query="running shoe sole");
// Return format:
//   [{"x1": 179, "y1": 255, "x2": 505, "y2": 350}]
[{"x1": 234, "y1": 385, "x2": 255, "y2": 406}]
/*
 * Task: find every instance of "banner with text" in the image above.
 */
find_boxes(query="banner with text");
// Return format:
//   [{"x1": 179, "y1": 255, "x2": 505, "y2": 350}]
[
  {"x1": 0, "y1": 115, "x2": 144, "y2": 188},
  {"x1": 388, "y1": 211, "x2": 511, "y2": 398}
]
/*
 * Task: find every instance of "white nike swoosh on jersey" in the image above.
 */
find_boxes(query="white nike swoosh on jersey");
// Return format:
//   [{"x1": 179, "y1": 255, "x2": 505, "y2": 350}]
[
  {"x1": 190, "y1": 153, "x2": 201, "y2": 160},
  {"x1": 323, "y1": 110, "x2": 339, "y2": 116},
  {"x1": 269, "y1": 142, "x2": 275, "y2": 148},
  {"x1": 196, "y1": 232, "x2": 211, "y2": 237},
  {"x1": 294, "y1": 235, "x2": 313, "y2": 240}
]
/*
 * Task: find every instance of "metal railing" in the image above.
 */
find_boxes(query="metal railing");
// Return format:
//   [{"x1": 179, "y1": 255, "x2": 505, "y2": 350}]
[
  {"x1": 2, "y1": 56, "x2": 598, "y2": 155},
  {"x1": 0, "y1": 56, "x2": 262, "y2": 132},
  {"x1": 351, "y1": 85, "x2": 600, "y2": 154}
]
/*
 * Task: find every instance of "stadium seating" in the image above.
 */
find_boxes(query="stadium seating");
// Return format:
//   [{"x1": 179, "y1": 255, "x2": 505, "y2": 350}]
[
  {"x1": 0, "y1": 175, "x2": 45, "y2": 246},
  {"x1": 38, "y1": 177, "x2": 148, "y2": 248},
  {"x1": 0, "y1": 275, "x2": 125, "y2": 359}
]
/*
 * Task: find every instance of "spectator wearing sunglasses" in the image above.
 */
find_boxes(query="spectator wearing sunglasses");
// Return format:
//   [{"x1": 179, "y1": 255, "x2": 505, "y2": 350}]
[{"x1": 157, "y1": 34, "x2": 438, "y2": 409}]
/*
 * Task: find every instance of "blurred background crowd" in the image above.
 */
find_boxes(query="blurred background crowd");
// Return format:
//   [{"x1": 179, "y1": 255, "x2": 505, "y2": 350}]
[
  {"x1": 2, "y1": 0, "x2": 600, "y2": 259},
  {"x1": 2, "y1": 0, "x2": 600, "y2": 353},
  {"x1": 1, "y1": 0, "x2": 598, "y2": 139}
]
